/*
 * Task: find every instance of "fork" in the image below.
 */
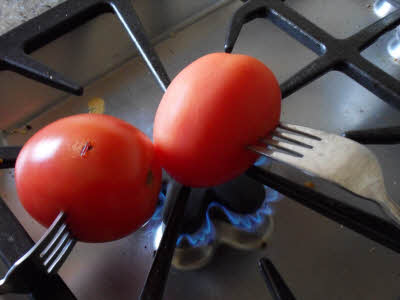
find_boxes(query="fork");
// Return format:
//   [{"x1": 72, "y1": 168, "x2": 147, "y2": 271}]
[
  {"x1": 0, "y1": 211, "x2": 76, "y2": 294},
  {"x1": 249, "y1": 123, "x2": 400, "y2": 227}
]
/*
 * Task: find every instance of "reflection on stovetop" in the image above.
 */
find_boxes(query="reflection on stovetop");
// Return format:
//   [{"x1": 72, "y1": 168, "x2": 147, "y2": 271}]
[{"x1": 373, "y1": 0, "x2": 400, "y2": 59}]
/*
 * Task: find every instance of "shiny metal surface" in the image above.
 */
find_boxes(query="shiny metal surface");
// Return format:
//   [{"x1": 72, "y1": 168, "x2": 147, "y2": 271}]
[
  {"x1": 388, "y1": 26, "x2": 400, "y2": 58},
  {"x1": 172, "y1": 207, "x2": 274, "y2": 270},
  {"x1": 250, "y1": 123, "x2": 400, "y2": 226},
  {"x1": 1, "y1": 0, "x2": 400, "y2": 299},
  {"x1": 0, "y1": 212, "x2": 75, "y2": 294},
  {"x1": 0, "y1": 0, "x2": 233, "y2": 130}
]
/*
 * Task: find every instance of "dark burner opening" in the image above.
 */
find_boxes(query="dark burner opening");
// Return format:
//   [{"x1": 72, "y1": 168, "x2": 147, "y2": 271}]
[{"x1": 162, "y1": 175, "x2": 266, "y2": 235}]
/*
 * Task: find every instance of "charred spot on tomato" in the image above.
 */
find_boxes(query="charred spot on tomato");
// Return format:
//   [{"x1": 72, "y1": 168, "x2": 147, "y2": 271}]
[
  {"x1": 146, "y1": 170, "x2": 154, "y2": 186},
  {"x1": 25, "y1": 125, "x2": 32, "y2": 130},
  {"x1": 80, "y1": 142, "x2": 94, "y2": 158}
]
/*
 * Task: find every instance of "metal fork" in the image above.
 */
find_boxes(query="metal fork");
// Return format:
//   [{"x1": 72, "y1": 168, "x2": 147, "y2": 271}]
[
  {"x1": 0, "y1": 211, "x2": 76, "y2": 294},
  {"x1": 249, "y1": 123, "x2": 400, "y2": 227}
]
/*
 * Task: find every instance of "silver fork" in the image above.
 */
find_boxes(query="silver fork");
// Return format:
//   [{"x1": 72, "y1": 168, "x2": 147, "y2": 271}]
[
  {"x1": 0, "y1": 211, "x2": 76, "y2": 294},
  {"x1": 249, "y1": 123, "x2": 400, "y2": 227}
]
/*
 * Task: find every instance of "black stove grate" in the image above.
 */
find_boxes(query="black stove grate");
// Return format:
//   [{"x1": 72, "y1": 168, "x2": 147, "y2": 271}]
[
  {"x1": 222, "y1": 0, "x2": 400, "y2": 257},
  {"x1": 0, "y1": 197, "x2": 77, "y2": 299},
  {"x1": 226, "y1": 1, "x2": 400, "y2": 299},
  {"x1": 0, "y1": 0, "x2": 170, "y2": 95},
  {"x1": 1, "y1": 0, "x2": 400, "y2": 300},
  {"x1": 225, "y1": 0, "x2": 400, "y2": 107},
  {"x1": 0, "y1": 1, "x2": 171, "y2": 299}
]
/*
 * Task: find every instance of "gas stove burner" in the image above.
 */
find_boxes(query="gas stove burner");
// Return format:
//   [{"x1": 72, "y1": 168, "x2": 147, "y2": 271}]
[
  {"x1": 153, "y1": 175, "x2": 279, "y2": 270},
  {"x1": 3, "y1": 0, "x2": 400, "y2": 298},
  {"x1": 171, "y1": 195, "x2": 275, "y2": 270}
]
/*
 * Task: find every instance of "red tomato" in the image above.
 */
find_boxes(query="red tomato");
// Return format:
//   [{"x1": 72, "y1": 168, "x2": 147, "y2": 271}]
[
  {"x1": 15, "y1": 114, "x2": 161, "y2": 243},
  {"x1": 153, "y1": 53, "x2": 281, "y2": 187}
]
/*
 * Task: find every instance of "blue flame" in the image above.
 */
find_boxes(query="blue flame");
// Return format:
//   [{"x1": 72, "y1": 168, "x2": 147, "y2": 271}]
[
  {"x1": 176, "y1": 212, "x2": 215, "y2": 247},
  {"x1": 152, "y1": 183, "x2": 281, "y2": 248},
  {"x1": 207, "y1": 199, "x2": 271, "y2": 232},
  {"x1": 150, "y1": 190, "x2": 167, "y2": 222},
  {"x1": 254, "y1": 156, "x2": 271, "y2": 167},
  {"x1": 176, "y1": 186, "x2": 281, "y2": 247}
]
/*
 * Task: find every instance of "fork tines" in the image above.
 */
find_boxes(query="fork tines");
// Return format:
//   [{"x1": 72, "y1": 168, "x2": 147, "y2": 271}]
[
  {"x1": 278, "y1": 123, "x2": 321, "y2": 141},
  {"x1": 251, "y1": 123, "x2": 322, "y2": 158},
  {"x1": 35, "y1": 212, "x2": 76, "y2": 274}
]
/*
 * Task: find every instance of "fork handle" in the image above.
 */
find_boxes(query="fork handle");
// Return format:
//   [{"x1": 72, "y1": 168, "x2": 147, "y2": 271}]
[
  {"x1": 247, "y1": 166, "x2": 400, "y2": 254},
  {"x1": 379, "y1": 196, "x2": 400, "y2": 228},
  {"x1": 360, "y1": 178, "x2": 400, "y2": 228},
  {"x1": 0, "y1": 198, "x2": 77, "y2": 299}
]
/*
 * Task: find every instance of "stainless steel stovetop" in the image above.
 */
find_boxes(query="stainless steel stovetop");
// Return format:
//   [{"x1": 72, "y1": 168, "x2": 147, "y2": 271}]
[{"x1": 1, "y1": 0, "x2": 400, "y2": 299}]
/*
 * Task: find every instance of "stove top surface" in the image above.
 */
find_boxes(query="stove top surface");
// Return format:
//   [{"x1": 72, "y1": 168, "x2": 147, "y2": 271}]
[{"x1": 1, "y1": 0, "x2": 400, "y2": 299}]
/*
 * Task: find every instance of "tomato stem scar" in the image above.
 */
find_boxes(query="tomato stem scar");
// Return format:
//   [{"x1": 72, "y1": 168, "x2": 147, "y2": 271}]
[{"x1": 80, "y1": 142, "x2": 94, "y2": 158}]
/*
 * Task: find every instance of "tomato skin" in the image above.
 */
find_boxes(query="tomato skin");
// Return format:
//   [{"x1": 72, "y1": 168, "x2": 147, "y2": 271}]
[
  {"x1": 15, "y1": 114, "x2": 161, "y2": 243},
  {"x1": 153, "y1": 53, "x2": 281, "y2": 187}
]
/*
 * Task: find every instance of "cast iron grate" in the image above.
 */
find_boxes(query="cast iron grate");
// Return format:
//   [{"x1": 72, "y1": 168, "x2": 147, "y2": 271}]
[
  {"x1": 0, "y1": 0, "x2": 170, "y2": 299},
  {"x1": 223, "y1": 0, "x2": 400, "y2": 256},
  {"x1": 1, "y1": 0, "x2": 400, "y2": 300},
  {"x1": 226, "y1": 0, "x2": 400, "y2": 106},
  {"x1": 226, "y1": 1, "x2": 400, "y2": 298},
  {"x1": 0, "y1": 0, "x2": 170, "y2": 95}
]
